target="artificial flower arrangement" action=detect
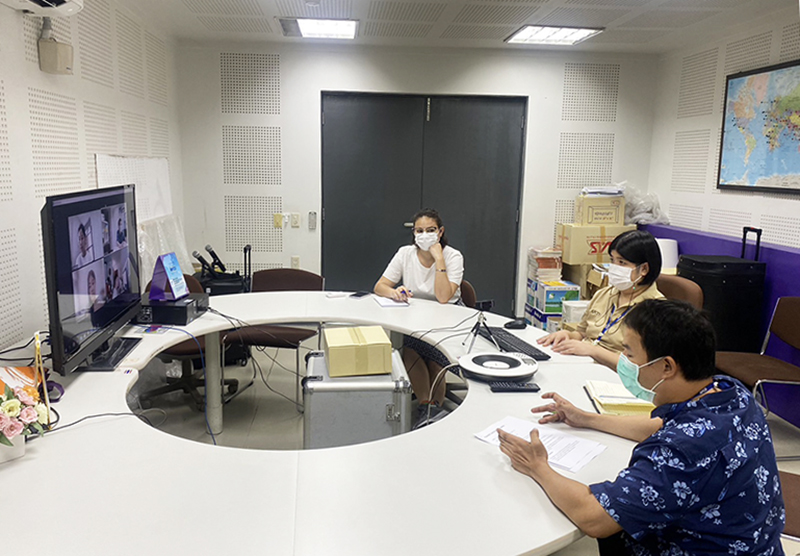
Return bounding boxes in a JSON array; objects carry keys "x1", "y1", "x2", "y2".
[{"x1": 0, "y1": 385, "x2": 48, "y2": 446}]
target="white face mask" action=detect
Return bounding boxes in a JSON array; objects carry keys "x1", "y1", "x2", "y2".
[
  {"x1": 414, "y1": 232, "x2": 439, "y2": 251},
  {"x1": 607, "y1": 263, "x2": 640, "y2": 291}
]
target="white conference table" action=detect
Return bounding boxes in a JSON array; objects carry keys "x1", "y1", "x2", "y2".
[{"x1": 2, "y1": 292, "x2": 635, "y2": 556}]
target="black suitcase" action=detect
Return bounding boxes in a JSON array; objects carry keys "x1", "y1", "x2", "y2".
[{"x1": 677, "y1": 228, "x2": 765, "y2": 353}]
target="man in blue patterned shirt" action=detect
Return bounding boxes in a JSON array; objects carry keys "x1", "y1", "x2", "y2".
[{"x1": 498, "y1": 299, "x2": 785, "y2": 555}]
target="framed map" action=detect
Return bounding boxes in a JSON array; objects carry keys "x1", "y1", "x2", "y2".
[{"x1": 718, "y1": 59, "x2": 800, "y2": 195}]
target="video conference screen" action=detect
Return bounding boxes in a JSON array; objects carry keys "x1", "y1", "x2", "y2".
[{"x1": 46, "y1": 187, "x2": 140, "y2": 355}]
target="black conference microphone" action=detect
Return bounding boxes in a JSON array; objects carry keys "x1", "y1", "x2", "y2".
[
  {"x1": 192, "y1": 250, "x2": 217, "y2": 277},
  {"x1": 205, "y1": 244, "x2": 227, "y2": 273}
]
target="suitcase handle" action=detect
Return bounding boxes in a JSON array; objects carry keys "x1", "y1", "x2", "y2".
[{"x1": 741, "y1": 227, "x2": 762, "y2": 261}]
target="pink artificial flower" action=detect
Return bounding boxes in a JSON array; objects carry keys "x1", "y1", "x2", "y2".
[
  {"x1": 0, "y1": 413, "x2": 9, "y2": 430},
  {"x1": 2, "y1": 418, "x2": 24, "y2": 439},
  {"x1": 19, "y1": 406, "x2": 37, "y2": 425},
  {"x1": 13, "y1": 387, "x2": 36, "y2": 406}
]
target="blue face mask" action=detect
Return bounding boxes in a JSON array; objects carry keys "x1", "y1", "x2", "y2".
[{"x1": 617, "y1": 354, "x2": 665, "y2": 403}]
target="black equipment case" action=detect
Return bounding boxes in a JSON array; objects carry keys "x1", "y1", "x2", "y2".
[{"x1": 677, "y1": 227, "x2": 766, "y2": 353}]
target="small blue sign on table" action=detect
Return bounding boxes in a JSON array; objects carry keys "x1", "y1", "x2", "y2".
[{"x1": 149, "y1": 252, "x2": 189, "y2": 301}]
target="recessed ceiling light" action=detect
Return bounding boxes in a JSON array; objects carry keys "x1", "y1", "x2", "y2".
[
  {"x1": 505, "y1": 25, "x2": 603, "y2": 46},
  {"x1": 294, "y1": 18, "x2": 358, "y2": 39}
]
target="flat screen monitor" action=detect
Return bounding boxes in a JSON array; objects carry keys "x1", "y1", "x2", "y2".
[{"x1": 41, "y1": 184, "x2": 142, "y2": 375}]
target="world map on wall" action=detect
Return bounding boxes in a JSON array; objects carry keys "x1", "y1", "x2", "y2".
[{"x1": 719, "y1": 63, "x2": 800, "y2": 191}]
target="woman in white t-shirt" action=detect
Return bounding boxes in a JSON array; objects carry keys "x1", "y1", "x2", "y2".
[{"x1": 374, "y1": 209, "x2": 464, "y2": 428}]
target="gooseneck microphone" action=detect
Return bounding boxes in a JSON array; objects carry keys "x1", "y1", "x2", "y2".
[
  {"x1": 205, "y1": 244, "x2": 227, "y2": 273},
  {"x1": 193, "y1": 250, "x2": 217, "y2": 277}
]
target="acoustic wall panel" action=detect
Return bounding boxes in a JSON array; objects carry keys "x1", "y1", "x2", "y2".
[
  {"x1": 220, "y1": 53, "x2": 280, "y2": 115},
  {"x1": 668, "y1": 204, "x2": 704, "y2": 230},
  {"x1": 145, "y1": 32, "x2": 169, "y2": 106},
  {"x1": 84, "y1": 101, "x2": 118, "y2": 186},
  {"x1": 779, "y1": 23, "x2": 800, "y2": 63},
  {"x1": 224, "y1": 195, "x2": 283, "y2": 252},
  {"x1": 556, "y1": 132, "x2": 614, "y2": 189},
  {"x1": 723, "y1": 31, "x2": 772, "y2": 76},
  {"x1": 0, "y1": 83, "x2": 10, "y2": 202},
  {"x1": 121, "y1": 111, "x2": 148, "y2": 156},
  {"x1": 149, "y1": 118, "x2": 170, "y2": 158},
  {"x1": 116, "y1": 11, "x2": 145, "y2": 99},
  {"x1": 77, "y1": 0, "x2": 114, "y2": 89},
  {"x1": 670, "y1": 130, "x2": 710, "y2": 193},
  {"x1": 222, "y1": 126, "x2": 281, "y2": 185},
  {"x1": 562, "y1": 63, "x2": 619, "y2": 122},
  {"x1": 708, "y1": 208, "x2": 752, "y2": 238},
  {"x1": 677, "y1": 48, "x2": 718, "y2": 119},
  {"x1": 760, "y1": 214, "x2": 800, "y2": 249},
  {"x1": 29, "y1": 88, "x2": 81, "y2": 198},
  {"x1": 0, "y1": 228, "x2": 23, "y2": 347},
  {"x1": 227, "y1": 261, "x2": 283, "y2": 274}
]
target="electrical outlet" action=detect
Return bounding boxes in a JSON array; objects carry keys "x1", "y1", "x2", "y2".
[
  {"x1": 308, "y1": 211, "x2": 317, "y2": 230},
  {"x1": 273, "y1": 213, "x2": 283, "y2": 228},
  {"x1": 291, "y1": 256, "x2": 300, "y2": 269},
  {"x1": 291, "y1": 213, "x2": 301, "y2": 228}
]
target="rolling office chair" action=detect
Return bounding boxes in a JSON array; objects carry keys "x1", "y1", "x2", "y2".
[
  {"x1": 655, "y1": 274, "x2": 704, "y2": 310},
  {"x1": 460, "y1": 280, "x2": 477, "y2": 309},
  {"x1": 225, "y1": 268, "x2": 324, "y2": 410},
  {"x1": 781, "y1": 471, "x2": 800, "y2": 540},
  {"x1": 138, "y1": 274, "x2": 239, "y2": 411}
]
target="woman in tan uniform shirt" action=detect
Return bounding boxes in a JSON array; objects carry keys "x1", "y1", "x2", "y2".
[{"x1": 537, "y1": 230, "x2": 664, "y2": 369}]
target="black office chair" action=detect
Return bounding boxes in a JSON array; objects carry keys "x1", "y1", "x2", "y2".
[
  {"x1": 225, "y1": 269, "x2": 324, "y2": 411},
  {"x1": 138, "y1": 274, "x2": 239, "y2": 411}
]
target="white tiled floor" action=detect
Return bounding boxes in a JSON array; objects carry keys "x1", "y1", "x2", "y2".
[{"x1": 127, "y1": 346, "x2": 800, "y2": 556}]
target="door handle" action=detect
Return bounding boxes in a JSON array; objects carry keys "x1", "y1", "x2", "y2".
[{"x1": 403, "y1": 222, "x2": 413, "y2": 228}]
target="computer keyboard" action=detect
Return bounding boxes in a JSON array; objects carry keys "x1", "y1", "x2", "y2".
[{"x1": 477, "y1": 327, "x2": 551, "y2": 361}]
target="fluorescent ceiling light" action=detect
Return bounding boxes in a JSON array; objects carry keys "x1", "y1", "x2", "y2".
[
  {"x1": 506, "y1": 25, "x2": 603, "y2": 46},
  {"x1": 295, "y1": 18, "x2": 358, "y2": 39}
]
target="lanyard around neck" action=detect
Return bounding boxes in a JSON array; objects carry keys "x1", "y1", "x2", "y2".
[{"x1": 592, "y1": 303, "x2": 633, "y2": 345}]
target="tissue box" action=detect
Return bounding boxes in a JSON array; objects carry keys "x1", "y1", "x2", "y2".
[
  {"x1": 534, "y1": 280, "x2": 580, "y2": 314},
  {"x1": 562, "y1": 300, "x2": 591, "y2": 323},
  {"x1": 323, "y1": 326, "x2": 392, "y2": 377},
  {"x1": 556, "y1": 223, "x2": 635, "y2": 264},
  {"x1": 574, "y1": 194, "x2": 625, "y2": 226}
]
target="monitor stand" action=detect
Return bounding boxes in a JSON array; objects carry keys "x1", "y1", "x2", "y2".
[{"x1": 76, "y1": 337, "x2": 141, "y2": 372}]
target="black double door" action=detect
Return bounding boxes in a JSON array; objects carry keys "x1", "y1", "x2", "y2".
[{"x1": 321, "y1": 93, "x2": 526, "y2": 317}]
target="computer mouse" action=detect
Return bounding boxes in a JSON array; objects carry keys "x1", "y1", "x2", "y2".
[{"x1": 504, "y1": 318, "x2": 527, "y2": 330}]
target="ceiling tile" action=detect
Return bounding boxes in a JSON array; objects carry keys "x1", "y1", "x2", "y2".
[
  {"x1": 619, "y1": 9, "x2": 720, "y2": 29},
  {"x1": 538, "y1": 7, "x2": 629, "y2": 27},
  {"x1": 367, "y1": 1, "x2": 447, "y2": 22},
  {"x1": 275, "y1": 0, "x2": 353, "y2": 19},
  {"x1": 197, "y1": 16, "x2": 274, "y2": 32},
  {"x1": 181, "y1": 0, "x2": 263, "y2": 16},
  {"x1": 453, "y1": 4, "x2": 540, "y2": 25},
  {"x1": 440, "y1": 24, "x2": 517, "y2": 39},
  {"x1": 363, "y1": 21, "x2": 433, "y2": 37}
]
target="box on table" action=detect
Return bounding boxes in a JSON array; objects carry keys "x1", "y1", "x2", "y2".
[
  {"x1": 303, "y1": 350, "x2": 412, "y2": 449},
  {"x1": 574, "y1": 194, "x2": 626, "y2": 226},
  {"x1": 534, "y1": 280, "x2": 580, "y2": 314},
  {"x1": 530, "y1": 307, "x2": 563, "y2": 332},
  {"x1": 556, "y1": 223, "x2": 636, "y2": 265},
  {"x1": 562, "y1": 299, "x2": 591, "y2": 324},
  {"x1": 322, "y1": 326, "x2": 392, "y2": 377}
]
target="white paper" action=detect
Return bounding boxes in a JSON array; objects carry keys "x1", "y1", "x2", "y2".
[
  {"x1": 476, "y1": 416, "x2": 606, "y2": 473},
  {"x1": 373, "y1": 295, "x2": 409, "y2": 308}
]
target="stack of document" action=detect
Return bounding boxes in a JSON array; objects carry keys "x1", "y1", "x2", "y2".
[{"x1": 584, "y1": 380, "x2": 655, "y2": 416}]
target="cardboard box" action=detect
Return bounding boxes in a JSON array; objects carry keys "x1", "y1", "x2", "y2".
[
  {"x1": 587, "y1": 267, "x2": 609, "y2": 298},
  {"x1": 562, "y1": 300, "x2": 591, "y2": 323},
  {"x1": 530, "y1": 307, "x2": 563, "y2": 332},
  {"x1": 575, "y1": 194, "x2": 625, "y2": 226},
  {"x1": 562, "y1": 263, "x2": 591, "y2": 300},
  {"x1": 534, "y1": 280, "x2": 580, "y2": 314},
  {"x1": 556, "y1": 223, "x2": 636, "y2": 265},
  {"x1": 323, "y1": 326, "x2": 392, "y2": 377}
]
